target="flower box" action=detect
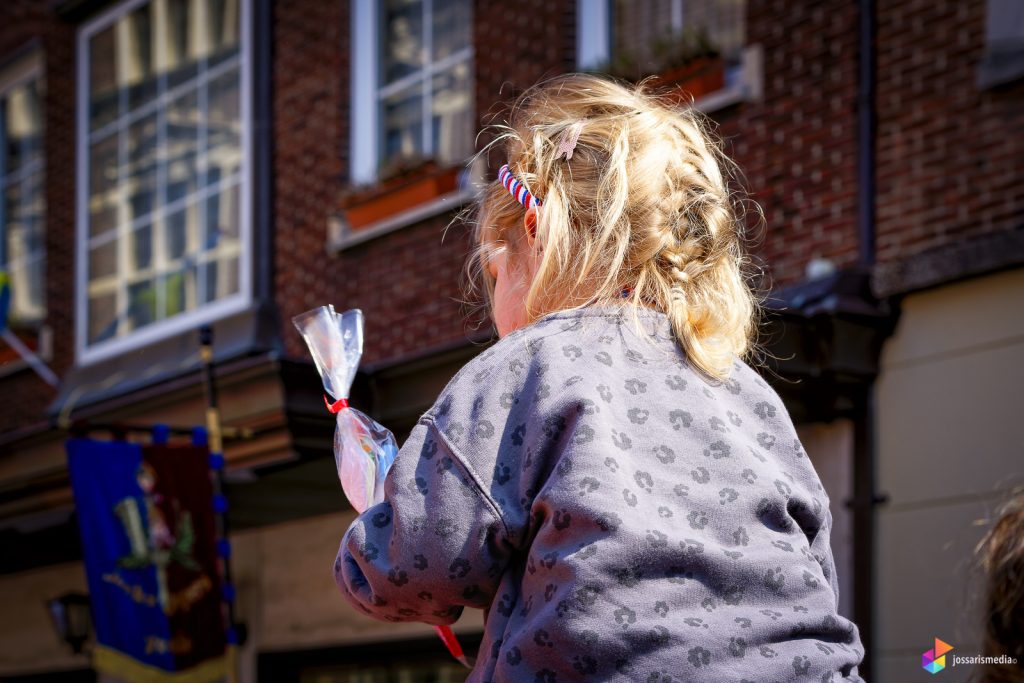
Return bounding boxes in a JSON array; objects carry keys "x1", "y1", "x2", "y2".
[
  {"x1": 340, "y1": 161, "x2": 461, "y2": 231},
  {"x1": 649, "y1": 56, "x2": 726, "y2": 107}
]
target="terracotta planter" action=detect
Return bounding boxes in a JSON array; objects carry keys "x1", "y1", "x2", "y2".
[
  {"x1": 342, "y1": 165, "x2": 460, "y2": 230},
  {"x1": 649, "y1": 56, "x2": 726, "y2": 106}
]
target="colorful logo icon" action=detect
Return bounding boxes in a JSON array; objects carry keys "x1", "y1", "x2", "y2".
[{"x1": 922, "y1": 638, "x2": 954, "y2": 674}]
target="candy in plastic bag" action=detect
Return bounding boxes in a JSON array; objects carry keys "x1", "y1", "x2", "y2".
[{"x1": 292, "y1": 305, "x2": 398, "y2": 513}]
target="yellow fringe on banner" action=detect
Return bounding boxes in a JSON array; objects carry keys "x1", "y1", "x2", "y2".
[{"x1": 93, "y1": 645, "x2": 229, "y2": 683}]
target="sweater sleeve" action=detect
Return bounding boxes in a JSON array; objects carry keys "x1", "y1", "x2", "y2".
[{"x1": 334, "y1": 416, "x2": 513, "y2": 625}]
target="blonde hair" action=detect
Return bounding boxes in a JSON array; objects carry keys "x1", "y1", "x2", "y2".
[{"x1": 459, "y1": 72, "x2": 767, "y2": 382}]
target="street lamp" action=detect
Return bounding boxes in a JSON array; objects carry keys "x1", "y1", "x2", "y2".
[{"x1": 46, "y1": 592, "x2": 92, "y2": 655}]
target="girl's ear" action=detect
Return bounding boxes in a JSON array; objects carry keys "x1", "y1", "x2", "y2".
[{"x1": 523, "y1": 205, "x2": 542, "y2": 251}]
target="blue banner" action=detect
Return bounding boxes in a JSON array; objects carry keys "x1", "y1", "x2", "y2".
[{"x1": 66, "y1": 437, "x2": 226, "y2": 682}]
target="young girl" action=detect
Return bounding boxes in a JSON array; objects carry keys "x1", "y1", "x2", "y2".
[{"x1": 333, "y1": 73, "x2": 866, "y2": 681}]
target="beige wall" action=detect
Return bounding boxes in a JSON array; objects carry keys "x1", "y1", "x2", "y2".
[
  {"x1": 798, "y1": 419, "x2": 855, "y2": 621},
  {"x1": 874, "y1": 266, "x2": 1024, "y2": 682},
  {"x1": 0, "y1": 562, "x2": 92, "y2": 675},
  {"x1": 0, "y1": 510, "x2": 484, "y2": 679}
]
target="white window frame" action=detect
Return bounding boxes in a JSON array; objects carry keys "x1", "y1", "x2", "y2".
[
  {"x1": 75, "y1": 0, "x2": 253, "y2": 365},
  {"x1": 576, "y1": 0, "x2": 763, "y2": 112},
  {"x1": 350, "y1": 0, "x2": 475, "y2": 185},
  {"x1": 0, "y1": 50, "x2": 46, "y2": 326}
]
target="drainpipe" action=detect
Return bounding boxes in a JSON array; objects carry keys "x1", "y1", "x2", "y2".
[{"x1": 853, "y1": 0, "x2": 881, "y2": 680}]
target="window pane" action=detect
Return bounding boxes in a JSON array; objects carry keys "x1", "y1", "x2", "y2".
[
  {"x1": 164, "y1": 203, "x2": 195, "y2": 261},
  {"x1": 6, "y1": 254, "x2": 45, "y2": 323},
  {"x1": 431, "y1": 62, "x2": 472, "y2": 164},
  {"x1": 90, "y1": 25, "x2": 119, "y2": 131},
  {"x1": 382, "y1": 0, "x2": 423, "y2": 82},
  {"x1": 88, "y1": 134, "x2": 120, "y2": 238},
  {"x1": 207, "y1": 0, "x2": 241, "y2": 68},
  {"x1": 200, "y1": 256, "x2": 238, "y2": 304},
  {"x1": 432, "y1": 0, "x2": 471, "y2": 61},
  {"x1": 88, "y1": 239, "x2": 118, "y2": 282},
  {"x1": 382, "y1": 85, "x2": 423, "y2": 161},
  {"x1": 3, "y1": 80, "x2": 43, "y2": 175},
  {"x1": 612, "y1": 0, "x2": 746, "y2": 68},
  {"x1": 4, "y1": 173, "x2": 45, "y2": 322},
  {"x1": 206, "y1": 67, "x2": 241, "y2": 183},
  {"x1": 127, "y1": 113, "x2": 159, "y2": 223},
  {"x1": 165, "y1": 0, "x2": 199, "y2": 89},
  {"x1": 120, "y1": 4, "x2": 158, "y2": 112},
  {"x1": 160, "y1": 264, "x2": 197, "y2": 318},
  {"x1": 200, "y1": 184, "x2": 240, "y2": 303},
  {"x1": 88, "y1": 292, "x2": 117, "y2": 343},
  {"x1": 166, "y1": 90, "x2": 199, "y2": 205},
  {"x1": 687, "y1": 0, "x2": 745, "y2": 62},
  {"x1": 130, "y1": 222, "x2": 153, "y2": 273},
  {"x1": 127, "y1": 278, "x2": 157, "y2": 331},
  {"x1": 203, "y1": 183, "x2": 239, "y2": 251}
]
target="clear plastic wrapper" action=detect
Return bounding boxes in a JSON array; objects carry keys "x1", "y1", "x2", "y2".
[
  {"x1": 293, "y1": 305, "x2": 470, "y2": 668},
  {"x1": 292, "y1": 305, "x2": 398, "y2": 513}
]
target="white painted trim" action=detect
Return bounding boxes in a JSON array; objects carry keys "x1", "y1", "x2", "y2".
[
  {"x1": 350, "y1": 0, "x2": 379, "y2": 184},
  {"x1": 75, "y1": 0, "x2": 254, "y2": 366},
  {"x1": 576, "y1": 0, "x2": 611, "y2": 70}
]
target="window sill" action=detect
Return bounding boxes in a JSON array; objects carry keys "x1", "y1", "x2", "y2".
[
  {"x1": 694, "y1": 44, "x2": 764, "y2": 113},
  {"x1": 49, "y1": 301, "x2": 279, "y2": 420},
  {"x1": 977, "y1": 46, "x2": 1024, "y2": 89},
  {"x1": 328, "y1": 185, "x2": 477, "y2": 253}
]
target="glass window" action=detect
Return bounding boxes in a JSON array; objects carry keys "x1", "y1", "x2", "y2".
[
  {"x1": 79, "y1": 0, "x2": 247, "y2": 357},
  {"x1": 378, "y1": 0, "x2": 473, "y2": 168},
  {"x1": 611, "y1": 0, "x2": 745, "y2": 74},
  {"x1": 1, "y1": 62, "x2": 46, "y2": 326}
]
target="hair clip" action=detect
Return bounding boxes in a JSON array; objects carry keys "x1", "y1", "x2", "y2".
[
  {"x1": 555, "y1": 120, "x2": 585, "y2": 161},
  {"x1": 498, "y1": 163, "x2": 542, "y2": 209}
]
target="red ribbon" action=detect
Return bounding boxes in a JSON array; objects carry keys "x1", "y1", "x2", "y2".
[
  {"x1": 434, "y1": 625, "x2": 472, "y2": 668},
  {"x1": 324, "y1": 395, "x2": 350, "y2": 413}
]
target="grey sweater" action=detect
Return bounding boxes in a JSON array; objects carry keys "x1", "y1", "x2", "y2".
[{"x1": 335, "y1": 304, "x2": 866, "y2": 682}]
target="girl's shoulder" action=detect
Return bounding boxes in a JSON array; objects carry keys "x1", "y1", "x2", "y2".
[{"x1": 426, "y1": 305, "x2": 679, "y2": 424}]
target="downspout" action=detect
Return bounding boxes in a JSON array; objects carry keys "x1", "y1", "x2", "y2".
[{"x1": 853, "y1": 0, "x2": 880, "y2": 680}]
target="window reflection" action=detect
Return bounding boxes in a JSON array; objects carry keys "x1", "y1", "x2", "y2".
[
  {"x1": 431, "y1": 62, "x2": 472, "y2": 165},
  {"x1": 1, "y1": 63, "x2": 46, "y2": 325},
  {"x1": 383, "y1": 86, "x2": 423, "y2": 160},
  {"x1": 383, "y1": 0, "x2": 424, "y2": 82},
  {"x1": 378, "y1": 0, "x2": 472, "y2": 169},
  {"x1": 612, "y1": 0, "x2": 746, "y2": 71},
  {"x1": 432, "y1": 0, "x2": 471, "y2": 61},
  {"x1": 83, "y1": 0, "x2": 245, "y2": 348}
]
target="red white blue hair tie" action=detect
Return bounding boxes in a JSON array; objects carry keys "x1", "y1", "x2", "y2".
[{"x1": 498, "y1": 164, "x2": 542, "y2": 210}]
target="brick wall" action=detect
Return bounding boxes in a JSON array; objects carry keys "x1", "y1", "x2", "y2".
[
  {"x1": 0, "y1": 2, "x2": 74, "y2": 435},
  {"x1": 720, "y1": 0, "x2": 862, "y2": 290},
  {"x1": 874, "y1": 0, "x2": 1023, "y2": 263}
]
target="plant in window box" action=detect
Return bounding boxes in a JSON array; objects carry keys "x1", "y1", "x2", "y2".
[
  {"x1": 589, "y1": 26, "x2": 725, "y2": 106},
  {"x1": 339, "y1": 152, "x2": 462, "y2": 231}
]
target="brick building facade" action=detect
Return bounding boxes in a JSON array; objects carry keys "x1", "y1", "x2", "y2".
[{"x1": 0, "y1": 0, "x2": 1020, "y2": 681}]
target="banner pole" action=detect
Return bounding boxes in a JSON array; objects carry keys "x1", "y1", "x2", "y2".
[{"x1": 199, "y1": 325, "x2": 240, "y2": 683}]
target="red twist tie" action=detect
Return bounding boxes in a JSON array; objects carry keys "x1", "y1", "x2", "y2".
[{"x1": 324, "y1": 395, "x2": 350, "y2": 413}]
